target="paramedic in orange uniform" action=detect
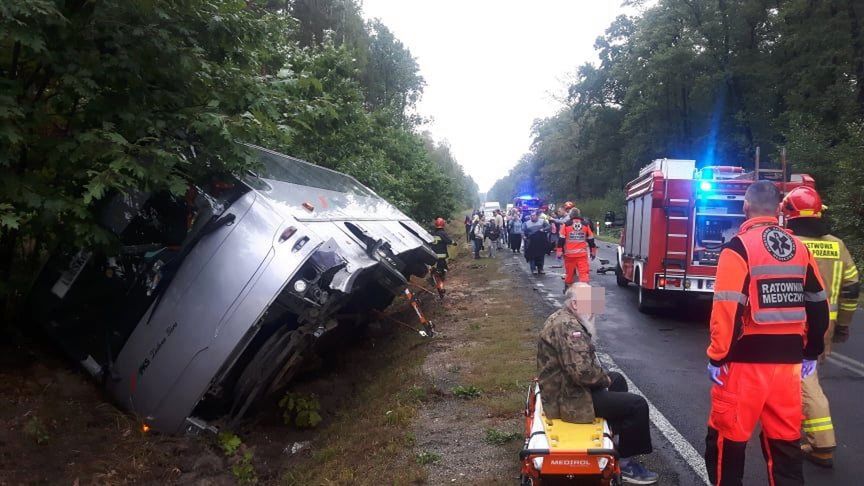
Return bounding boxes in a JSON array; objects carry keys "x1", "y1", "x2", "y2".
[
  {"x1": 704, "y1": 181, "x2": 829, "y2": 486},
  {"x1": 557, "y1": 208, "x2": 597, "y2": 293}
]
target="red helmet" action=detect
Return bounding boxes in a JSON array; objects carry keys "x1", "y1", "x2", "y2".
[
  {"x1": 434, "y1": 217, "x2": 446, "y2": 228},
  {"x1": 782, "y1": 186, "x2": 825, "y2": 220},
  {"x1": 563, "y1": 201, "x2": 575, "y2": 210}
]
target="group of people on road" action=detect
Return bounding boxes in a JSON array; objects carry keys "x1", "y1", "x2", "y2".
[
  {"x1": 464, "y1": 209, "x2": 505, "y2": 259},
  {"x1": 464, "y1": 202, "x2": 599, "y2": 294},
  {"x1": 532, "y1": 183, "x2": 859, "y2": 486}
]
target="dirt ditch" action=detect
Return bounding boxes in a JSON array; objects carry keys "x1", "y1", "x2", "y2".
[{"x1": 0, "y1": 231, "x2": 548, "y2": 485}]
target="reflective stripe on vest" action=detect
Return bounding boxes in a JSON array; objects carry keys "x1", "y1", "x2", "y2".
[
  {"x1": 753, "y1": 309, "x2": 807, "y2": 324},
  {"x1": 750, "y1": 264, "x2": 807, "y2": 276},
  {"x1": 714, "y1": 290, "x2": 748, "y2": 305},
  {"x1": 560, "y1": 221, "x2": 590, "y2": 256},
  {"x1": 739, "y1": 225, "x2": 809, "y2": 327}
]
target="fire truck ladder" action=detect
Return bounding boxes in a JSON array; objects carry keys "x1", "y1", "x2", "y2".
[{"x1": 661, "y1": 181, "x2": 692, "y2": 290}]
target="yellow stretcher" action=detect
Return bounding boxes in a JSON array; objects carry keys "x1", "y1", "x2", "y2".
[{"x1": 520, "y1": 382, "x2": 621, "y2": 485}]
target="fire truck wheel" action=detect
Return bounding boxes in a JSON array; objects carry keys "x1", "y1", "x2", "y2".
[
  {"x1": 614, "y1": 264, "x2": 628, "y2": 287},
  {"x1": 635, "y1": 269, "x2": 657, "y2": 313}
]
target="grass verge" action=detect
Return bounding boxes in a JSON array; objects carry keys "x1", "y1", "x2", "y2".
[
  {"x1": 451, "y1": 252, "x2": 538, "y2": 417},
  {"x1": 280, "y1": 326, "x2": 432, "y2": 485}
]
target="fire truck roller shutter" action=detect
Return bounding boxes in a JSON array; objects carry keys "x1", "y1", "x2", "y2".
[{"x1": 625, "y1": 198, "x2": 636, "y2": 256}]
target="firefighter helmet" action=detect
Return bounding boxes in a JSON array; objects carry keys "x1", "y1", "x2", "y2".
[
  {"x1": 782, "y1": 186, "x2": 825, "y2": 220},
  {"x1": 434, "y1": 217, "x2": 446, "y2": 228}
]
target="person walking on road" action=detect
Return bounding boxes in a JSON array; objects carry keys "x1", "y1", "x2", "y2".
[
  {"x1": 493, "y1": 209, "x2": 506, "y2": 249},
  {"x1": 485, "y1": 216, "x2": 499, "y2": 258},
  {"x1": 470, "y1": 215, "x2": 485, "y2": 259},
  {"x1": 522, "y1": 211, "x2": 549, "y2": 275},
  {"x1": 704, "y1": 181, "x2": 829, "y2": 486},
  {"x1": 430, "y1": 217, "x2": 456, "y2": 277},
  {"x1": 538, "y1": 283, "x2": 659, "y2": 484},
  {"x1": 781, "y1": 186, "x2": 860, "y2": 468},
  {"x1": 464, "y1": 214, "x2": 472, "y2": 243},
  {"x1": 508, "y1": 210, "x2": 523, "y2": 253},
  {"x1": 557, "y1": 208, "x2": 597, "y2": 292}
]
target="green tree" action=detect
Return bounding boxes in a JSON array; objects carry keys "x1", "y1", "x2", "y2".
[
  {"x1": 0, "y1": 0, "x2": 472, "y2": 313},
  {"x1": 490, "y1": 0, "x2": 864, "y2": 263}
]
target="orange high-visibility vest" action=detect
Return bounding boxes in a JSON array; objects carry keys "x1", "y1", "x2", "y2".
[
  {"x1": 559, "y1": 219, "x2": 595, "y2": 257},
  {"x1": 737, "y1": 223, "x2": 812, "y2": 334}
]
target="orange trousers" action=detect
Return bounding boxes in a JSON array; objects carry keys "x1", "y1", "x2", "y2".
[
  {"x1": 705, "y1": 362, "x2": 803, "y2": 486},
  {"x1": 563, "y1": 256, "x2": 590, "y2": 284}
]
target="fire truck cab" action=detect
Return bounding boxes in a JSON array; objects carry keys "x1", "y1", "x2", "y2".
[{"x1": 615, "y1": 158, "x2": 815, "y2": 312}]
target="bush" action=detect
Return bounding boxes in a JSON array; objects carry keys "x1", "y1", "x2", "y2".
[
  {"x1": 573, "y1": 189, "x2": 625, "y2": 227},
  {"x1": 217, "y1": 431, "x2": 258, "y2": 484},
  {"x1": 483, "y1": 428, "x2": 522, "y2": 446},
  {"x1": 451, "y1": 385, "x2": 482, "y2": 399},
  {"x1": 415, "y1": 451, "x2": 442, "y2": 465},
  {"x1": 279, "y1": 392, "x2": 323, "y2": 429},
  {"x1": 23, "y1": 416, "x2": 49, "y2": 444}
]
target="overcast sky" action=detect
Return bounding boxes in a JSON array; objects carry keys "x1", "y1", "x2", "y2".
[{"x1": 361, "y1": 1, "x2": 635, "y2": 192}]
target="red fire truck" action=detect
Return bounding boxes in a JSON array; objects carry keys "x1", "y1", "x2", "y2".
[{"x1": 615, "y1": 158, "x2": 815, "y2": 312}]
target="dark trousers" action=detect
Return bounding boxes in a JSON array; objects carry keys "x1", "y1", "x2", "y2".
[
  {"x1": 472, "y1": 238, "x2": 482, "y2": 258},
  {"x1": 704, "y1": 362, "x2": 804, "y2": 486},
  {"x1": 705, "y1": 428, "x2": 802, "y2": 486},
  {"x1": 528, "y1": 256, "x2": 544, "y2": 273},
  {"x1": 509, "y1": 234, "x2": 522, "y2": 252},
  {"x1": 591, "y1": 371, "x2": 653, "y2": 459}
]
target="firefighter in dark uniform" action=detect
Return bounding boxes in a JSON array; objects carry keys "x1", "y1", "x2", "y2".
[
  {"x1": 430, "y1": 217, "x2": 455, "y2": 276},
  {"x1": 705, "y1": 181, "x2": 829, "y2": 486},
  {"x1": 781, "y1": 186, "x2": 860, "y2": 467}
]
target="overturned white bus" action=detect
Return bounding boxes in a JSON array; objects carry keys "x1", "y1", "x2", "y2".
[{"x1": 29, "y1": 144, "x2": 438, "y2": 433}]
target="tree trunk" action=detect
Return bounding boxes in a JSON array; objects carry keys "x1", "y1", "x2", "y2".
[
  {"x1": 0, "y1": 229, "x2": 20, "y2": 324},
  {"x1": 848, "y1": 0, "x2": 864, "y2": 115}
]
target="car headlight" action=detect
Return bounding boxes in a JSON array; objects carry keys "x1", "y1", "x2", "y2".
[{"x1": 598, "y1": 457, "x2": 609, "y2": 470}]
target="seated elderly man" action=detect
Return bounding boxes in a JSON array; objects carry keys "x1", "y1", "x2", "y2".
[{"x1": 537, "y1": 283, "x2": 658, "y2": 485}]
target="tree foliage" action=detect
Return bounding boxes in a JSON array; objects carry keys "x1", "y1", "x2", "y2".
[
  {"x1": 0, "y1": 0, "x2": 475, "y2": 305},
  {"x1": 490, "y1": 0, "x2": 864, "y2": 262}
]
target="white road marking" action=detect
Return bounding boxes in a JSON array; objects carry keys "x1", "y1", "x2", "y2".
[
  {"x1": 597, "y1": 352, "x2": 711, "y2": 485},
  {"x1": 827, "y1": 352, "x2": 864, "y2": 377}
]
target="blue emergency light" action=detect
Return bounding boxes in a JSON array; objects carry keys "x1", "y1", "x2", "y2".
[{"x1": 699, "y1": 181, "x2": 713, "y2": 192}]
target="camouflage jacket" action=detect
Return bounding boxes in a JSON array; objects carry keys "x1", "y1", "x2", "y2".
[{"x1": 537, "y1": 308, "x2": 610, "y2": 423}]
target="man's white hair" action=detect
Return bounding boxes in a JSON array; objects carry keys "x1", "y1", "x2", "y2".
[
  {"x1": 564, "y1": 282, "x2": 591, "y2": 308},
  {"x1": 564, "y1": 282, "x2": 597, "y2": 338}
]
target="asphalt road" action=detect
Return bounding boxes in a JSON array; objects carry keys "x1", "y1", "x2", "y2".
[{"x1": 501, "y1": 241, "x2": 864, "y2": 485}]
